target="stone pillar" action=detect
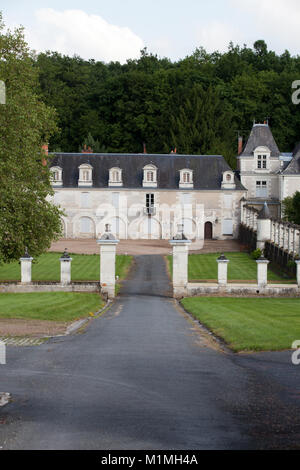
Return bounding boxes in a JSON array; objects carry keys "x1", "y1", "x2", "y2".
[
  {"x1": 217, "y1": 254, "x2": 229, "y2": 287},
  {"x1": 60, "y1": 249, "x2": 72, "y2": 285},
  {"x1": 295, "y1": 260, "x2": 300, "y2": 287},
  {"x1": 169, "y1": 224, "x2": 191, "y2": 298},
  {"x1": 256, "y1": 256, "x2": 269, "y2": 288},
  {"x1": 97, "y1": 224, "x2": 119, "y2": 299},
  {"x1": 256, "y1": 202, "x2": 271, "y2": 251},
  {"x1": 20, "y1": 247, "x2": 33, "y2": 284}
]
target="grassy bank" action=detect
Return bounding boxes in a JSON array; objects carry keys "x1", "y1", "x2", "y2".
[
  {"x1": 181, "y1": 297, "x2": 300, "y2": 352},
  {"x1": 0, "y1": 292, "x2": 104, "y2": 322},
  {"x1": 0, "y1": 253, "x2": 133, "y2": 282},
  {"x1": 167, "y1": 252, "x2": 293, "y2": 282}
]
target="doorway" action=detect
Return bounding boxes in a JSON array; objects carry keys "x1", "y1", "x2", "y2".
[{"x1": 204, "y1": 222, "x2": 213, "y2": 240}]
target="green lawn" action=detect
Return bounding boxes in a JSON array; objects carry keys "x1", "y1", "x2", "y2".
[
  {"x1": 181, "y1": 297, "x2": 300, "y2": 352},
  {"x1": 0, "y1": 253, "x2": 132, "y2": 282},
  {"x1": 0, "y1": 292, "x2": 104, "y2": 322},
  {"x1": 167, "y1": 252, "x2": 293, "y2": 282}
]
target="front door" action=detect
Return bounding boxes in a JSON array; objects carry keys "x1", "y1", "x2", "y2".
[{"x1": 204, "y1": 222, "x2": 213, "y2": 240}]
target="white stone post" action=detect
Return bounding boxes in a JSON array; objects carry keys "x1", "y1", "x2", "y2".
[
  {"x1": 60, "y1": 249, "x2": 72, "y2": 285},
  {"x1": 295, "y1": 260, "x2": 300, "y2": 287},
  {"x1": 97, "y1": 224, "x2": 119, "y2": 299},
  {"x1": 169, "y1": 224, "x2": 191, "y2": 298},
  {"x1": 217, "y1": 254, "x2": 229, "y2": 287},
  {"x1": 256, "y1": 202, "x2": 271, "y2": 252},
  {"x1": 20, "y1": 248, "x2": 33, "y2": 284},
  {"x1": 256, "y1": 256, "x2": 269, "y2": 288}
]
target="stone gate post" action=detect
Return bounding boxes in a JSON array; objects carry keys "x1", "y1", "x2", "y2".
[
  {"x1": 256, "y1": 255, "x2": 269, "y2": 288},
  {"x1": 169, "y1": 224, "x2": 191, "y2": 298},
  {"x1": 20, "y1": 247, "x2": 33, "y2": 284},
  {"x1": 97, "y1": 224, "x2": 119, "y2": 299},
  {"x1": 295, "y1": 260, "x2": 300, "y2": 287},
  {"x1": 60, "y1": 249, "x2": 72, "y2": 285},
  {"x1": 217, "y1": 254, "x2": 229, "y2": 287}
]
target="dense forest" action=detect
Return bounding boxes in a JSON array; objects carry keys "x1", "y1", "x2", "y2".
[{"x1": 35, "y1": 40, "x2": 300, "y2": 168}]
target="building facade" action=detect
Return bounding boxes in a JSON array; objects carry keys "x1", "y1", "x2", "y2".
[
  {"x1": 237, "y1": 123, "x2": 300, "y2": 218},
  {"x1": 49, "y1": 152, "x2": 246, "y2": 242},
  {"x1": 49, "y1": 122, "x2": 300, "y2": 240}
]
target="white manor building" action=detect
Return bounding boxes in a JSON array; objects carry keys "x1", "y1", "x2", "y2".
[{"x1": 48, "y1": 122, "x2": 300, "y2": 242}]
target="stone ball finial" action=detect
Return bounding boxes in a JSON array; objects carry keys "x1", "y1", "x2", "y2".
[
  {"x1": 173, "y1": 223, "x2": 187, "y2": 240},
  {"x1": 217, "y1": 253, "x2": 228, "y2": 261},
  {"x1": 62, "y1": 248, "x2": 70, "y2": 259},
  {"x1": 23, "y1": 246, "x2": 31, "y2": 258}
]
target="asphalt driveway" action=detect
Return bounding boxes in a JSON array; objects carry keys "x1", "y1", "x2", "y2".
[{"x1": 0, "y1": 255, "x2": 299, "y2": 449}]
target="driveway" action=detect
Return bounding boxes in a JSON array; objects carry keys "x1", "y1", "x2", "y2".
[{"x1": 0, "y1": 255, "x2": 299, "y2": 449}]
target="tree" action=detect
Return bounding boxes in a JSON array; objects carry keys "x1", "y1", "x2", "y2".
[
  {"x1": 0, "y1": 14, "x2": 63, "y2": 263},
  {"x1": 168, "y1": 83, "x2": 235, "y2": 164},
  {"x1": 282, "y1": 192, "x2": 300, "y2": 225},
  {"x1": 79, "y1": 132, "x2": 107, "y2": 153}
]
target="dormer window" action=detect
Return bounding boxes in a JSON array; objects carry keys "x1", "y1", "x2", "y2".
[
  {"x1": 257, "y1": 154, "x2": 267, "y2": 169},
  {"x1": 221, "y1": 171, "x2": 236, "y2": 189},
  {"x1": 78, "y1": 164, "x2": 93, "y2": 187},
  {"x1": 179, "y1": 169, "x2": 193, "y2": 189},
  {"x1": 254, "y1": 146, "x2": 270, "y2": 171},
  {"x1": 50, "y1": 166, "x2": 63, "y2": 187},
  {"x1": 143, "y1": 164, "x2": 157, "y2": 188},
  {"x1": 109, "y1": 167, "x2": 123, "y2": 187}
]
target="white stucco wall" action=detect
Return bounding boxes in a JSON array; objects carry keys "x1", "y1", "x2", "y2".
[{"x1": 48, "y1": 188, "x2": 245, "y2": 240}]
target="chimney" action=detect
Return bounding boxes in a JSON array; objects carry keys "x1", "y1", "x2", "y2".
[
  {"x1": 238, "y1": 136, "x2": 243, "y2": 156},
  {"x1": 42, "y1": 143, "x2": 48, "y2": 166},
  {"x1": 143, "y1": 143, "x2": 147, "y2": 154},
  {"x1": 82, "y1": 145, "x2": 93, "y2": 153}
]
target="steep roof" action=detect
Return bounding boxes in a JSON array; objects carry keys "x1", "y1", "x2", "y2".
[
  {"x1": 240, "y1": 124, "x2": 280, "y2": 158},
  {"x1": 282, "y1": 143, "x2": 300, "y2": 175},
  {"x1": 49, "y1": 152, "x2": 245, "y2": 191}
]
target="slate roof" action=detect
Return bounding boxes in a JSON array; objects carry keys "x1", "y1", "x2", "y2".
[
  {"x1": 49, "y1": 153, "x2": 245, "y2": 191},
  {"x1": 282, "y1": 143, "x2": 300, "y2": 175},
  {"x1": 239, "y1": 124, "x2": 280, "y2": 158}
]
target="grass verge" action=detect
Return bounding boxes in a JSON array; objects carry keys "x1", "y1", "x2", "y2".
[
  {"x1": 181, "y1": 296, "x2": 300, "y2": 352},
  {"x1": 0, "y1": 253, "x2": 133, "y2": 282},
  {"x1": 0, "y1": 292, "x2": 105, "y2": 322},
  {"x1": 167, "y1": 252, "x2": 294, "y2": 282}
]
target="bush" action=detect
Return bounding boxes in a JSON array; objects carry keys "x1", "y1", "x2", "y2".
[{"x1": 251, "y1": 248, "x2": 262, "y2": 260}]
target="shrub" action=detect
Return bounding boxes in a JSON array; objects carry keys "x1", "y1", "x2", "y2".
[{"x1": 251, "y1": 248, "x2": 262, "y2": 260}]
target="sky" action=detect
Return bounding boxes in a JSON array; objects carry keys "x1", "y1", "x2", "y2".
[{"x1": 2, "y1": 0, "x2": 300, "y2": 63}]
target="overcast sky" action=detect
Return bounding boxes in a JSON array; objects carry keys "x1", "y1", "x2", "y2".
[{"x1": 3, "y1": 0, "x2": 300, "y2": 63}]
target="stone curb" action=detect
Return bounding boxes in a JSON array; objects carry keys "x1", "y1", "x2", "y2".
[{"x1": 60, "y1": 299, "x2": 112, "y2": 336}]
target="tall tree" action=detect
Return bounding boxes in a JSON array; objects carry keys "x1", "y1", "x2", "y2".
[{"x1": 0, "y1": 14, "x2": 63, "y2": 262}]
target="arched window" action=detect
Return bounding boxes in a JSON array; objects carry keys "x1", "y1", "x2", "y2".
[
  {"x1": 109, "y1": 167, "x2": 123, "y2": 187},
  {"x1": 179, "y1": 169, "x2": 193, "y2": 188},
  {"x1": 143, "y1": 164, "x2": 157, "y2": 188},
  {"x1": 50, "y1": 166, "x2": 63, "y2": 186},
  {"x1": 78, "y1": 164, "x2": 93, "y2": 187}
]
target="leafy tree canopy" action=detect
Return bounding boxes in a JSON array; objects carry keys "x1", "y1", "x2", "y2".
[
  {"x1": 34, "y1": 39, "x2": 300, "y2": 165},
  {"x1": 282, "y1": 192, "x2": 300, "y2": 225},
  {"x1": 0, "y1": 13, "x2": 63, "y2": 262}
]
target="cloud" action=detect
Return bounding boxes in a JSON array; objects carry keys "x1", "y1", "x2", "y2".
[
  {"x1": 194, "y1": 20, "x2": 242, "y2": 53},
  {"x1": 230, "y1": 0, "x2": 300, "y2": 54},
  {"x1": 24, "y1": 8, "x2": 145, "y2": 63}
]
